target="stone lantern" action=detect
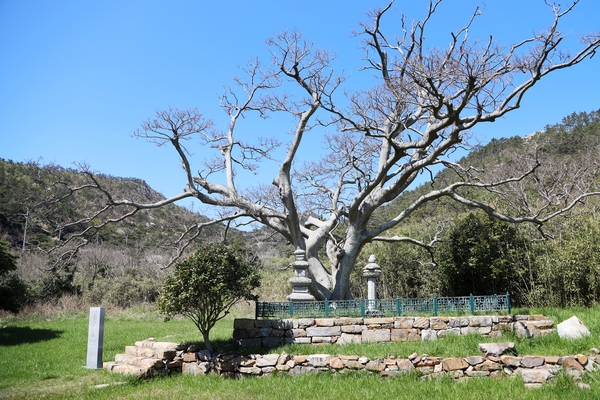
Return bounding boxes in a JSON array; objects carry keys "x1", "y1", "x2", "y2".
[
  {"x1": 363, "y1": 255, "x2": 381, "y2": 310},
  {"x1": 287, "y1": 249, "x2": 315, "y2": 301}
]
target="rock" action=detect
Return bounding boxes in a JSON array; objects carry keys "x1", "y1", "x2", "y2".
[
  {"x1": 337, "y1": 333, "x2": 362, "y2": 345},
  {"x1": 421, "y1": 329, "x2": 437, "y2": 341},
  {"x1": 430, "y1": 318, "x2": 448, "y2": 330},
  {"x1": 395, "y1": 317, "x2": 414, "y2": 329},
  {"x1": 500, "y1": 355, "x2": 521, "y2": 367},
  {"x1": 307, "y1": 354, "x2": 331, "y2": 368},
  {"x1": 576, "y1": 354, "x2": 588, "y2": 366},
  {"x1": 291, "y1": 328, "x2": 307, "y2": 337},
  {"x1": 256, "y1": 353, "x2": 280, "y2": 367},
  {"x1": 513, "y1": 321, "x2": 533, "y2": 338},
  {"x1": 519, "y1": 367, "x2": 554, "y2": 383},
  {"x1": 465, "y1": 370, "x2": 490, "y2": 378},
  {"x1": 442, "y1": 358, "x2": 469, "y2": 371},
  {"x1": 365, "y1": 360, "x2": 386, "y2": 372},
  {"x1": 478, "y1": 342, "x2": 514, "y2": 357},
  {"x1": 345, "y1": 360, "x2": 365, "y2": 369},
  {"x1": 341, "y1": 325, "x2": 365, "y2": 334},
  {"x1": 544, "y1": 356, "x2": 560, "y2": 365},
  {"x1": 182, "y1": 362, "x2": 206, "y2": 376},
  {"x1": 298, "y1": 318, "x2": 315, "y2": 327},
  {"x1": 306, "y1": 326, "x2": 341, "y2": 337},
  {"x1": 397, "y1": 359, "x2": 415, "y2": 373},
  {"x1": 261, "y1": 337, "x2": 282, "y2": 347},
  {"x1": 437, "y1": 328, "x2": 461, "y2": 338},
  {"x1": 276, "y1": 364, "x2": 291, "y2": 372},
  {"x1": 413, "y1": 317, "x2": 430, "y2": 329},
  {"x1": 315, "y1": 318, "x2": 335, "y2": 327},
  {"x1": 311, "y1": 336, "x2": 333, "y2": 344},
  {"x1": 469, "y1": 316, "x2": 493, "y2": 327},
  {"x1": 277, "y1": 352, "x2": 291, "y2": 365},
  {"x1": 520, "y1": 356, "x2": 545, "y2": 368},
  {"x1": 292, "y1": 337, "x2": 311, "y2": 344},
  {"x1": 329, "y1": 357, "x2": 344, "y2": 369},
  {"x1": 182, "y1": 353, "x2": 198, "y2": 363},
  {"x1": 238, "y1": 366, "x2": 262, "y2": 375},
  {"x1": 262, "y1": 367, "x2": 276, "y2": 374},
  {"x1": 362, "y1": 329, "x2": 390, "y2": 343},
  {"x1": 294, "y1": 355, "x2": 309, "y2": 364},
  {"x1": 476, "y1": 360, "x2": 501, "y2": 371},
  {"x1": 233, "y1": 319, "x2": 255, "y2": 329},
  {"x1": 464, "y1": 356, "x2": 484, "y2": 366},
  {"x1": 448, "y1": 317, "x2": 470, "y2": 328},
  {"x1": 364, "y1": 317, "x2": 394, "y2": 325},
  {"x1": 391, "y1": 328, "x2": 420, "y2": 342},
  {"x1": 557, "y1": 316, "x2": 590, "y2": 339},
  {"x1": 335, "y1": 317, "x2": 363, "y2": 326},
  {"x1": 562, "y1": 357, "x2": 584, "y2": 371},
  {"x1": 108, "y1": 363, "x2": 148, "y2": 377}
]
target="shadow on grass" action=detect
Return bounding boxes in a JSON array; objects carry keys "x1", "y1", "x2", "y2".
[{"x1": 0, "y1": 326, "x2": 63, "y2": 346}]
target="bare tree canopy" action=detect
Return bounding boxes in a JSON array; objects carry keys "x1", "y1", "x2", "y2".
[{"x1": 52, "y1": 0, "x2": 600, "y2": 300}]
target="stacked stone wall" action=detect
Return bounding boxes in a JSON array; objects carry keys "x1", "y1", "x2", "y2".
[
  {"x1": 232, "y1": 315, "x2": 553, "y2": 347},
  {"x1": 104, "y1": 338, "x2": 599, "y2": 388}
]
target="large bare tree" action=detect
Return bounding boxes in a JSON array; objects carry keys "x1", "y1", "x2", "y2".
[{"x1": 55, "y1": 1, "x2": 600, "y2": 300}]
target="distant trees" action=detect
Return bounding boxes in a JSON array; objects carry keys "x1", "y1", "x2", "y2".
[
  {"x1": 438, "y1": 213, "x2": 530, "y2": 301},
  {"x1": 157, "y1": 242, "x2": 261, "y2": 352},
  {"x1": 0, "y1": 241, "x2": 26, "y2": 313}
]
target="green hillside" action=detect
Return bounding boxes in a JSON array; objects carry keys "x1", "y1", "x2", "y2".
[{"x1": 360, "y1": 109, "x2": 600, "y2": 307}]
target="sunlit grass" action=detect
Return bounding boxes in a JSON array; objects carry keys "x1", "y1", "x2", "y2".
[{"x1": 1, "y1": 305, "x2": 600, "y2": 399}]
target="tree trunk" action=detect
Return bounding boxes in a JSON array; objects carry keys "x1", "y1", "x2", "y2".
[{"x1": 201, "y1": 330, "x2": 212, "y2": 353}]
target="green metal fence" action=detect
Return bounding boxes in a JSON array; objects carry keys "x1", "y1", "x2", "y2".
[{"x1": 255, "y1": 293, "x2": 511, "y2": 319}]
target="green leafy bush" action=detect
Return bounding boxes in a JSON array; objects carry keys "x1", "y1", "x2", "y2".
[
  {"x1": 157, "y1": 242, "x2": 261, "y2": 352},
  {"x1": 0, "y1": 241, "x2": 27, "y2": 313}
]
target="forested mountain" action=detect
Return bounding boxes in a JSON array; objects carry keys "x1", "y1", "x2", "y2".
[
  {"x1": 2, "y1": 109, "x2": 600, "y2": 311},
  {"x1": 0, "y1": 161, "x2": 226, "y2": 249},
  {"x1": 0, "y1": 161, "x2": 235, "y2": 309}
]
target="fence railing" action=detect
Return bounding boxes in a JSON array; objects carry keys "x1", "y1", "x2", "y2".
[{"x1": 255, "y1": 293, "x2": 511, "y2": 319}]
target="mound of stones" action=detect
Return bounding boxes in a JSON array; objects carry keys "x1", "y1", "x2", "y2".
[{"x1": 104, "y1": 338, "x2": 599, "y2": 388}]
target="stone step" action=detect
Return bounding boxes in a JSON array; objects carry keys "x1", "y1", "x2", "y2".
[
  {"x1": 125, "y1": 345, "x2": 177, "y2": 360},
  {"x1": 104, "y1": 362, "x2": 150, "y2": 378},
  {"x1": 114, "y1": 353, "x2": 165, "y2": 369}
]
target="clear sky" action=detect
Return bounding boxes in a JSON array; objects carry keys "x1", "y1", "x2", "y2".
[{"x1": 1, "y1": 0, "x2": 599, "y2": 214}]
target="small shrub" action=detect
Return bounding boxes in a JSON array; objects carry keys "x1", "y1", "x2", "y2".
[{"x1": 157, "y1": 242, "x2": 261, "y2": 352}]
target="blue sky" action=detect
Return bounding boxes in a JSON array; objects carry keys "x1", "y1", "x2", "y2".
[{"x1": 1, "y1": 0, "x2": 599, "y2": 213}]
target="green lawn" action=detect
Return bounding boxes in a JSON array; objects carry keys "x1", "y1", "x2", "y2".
[{"x1": 1, "y1": 305, "x2": 599, "y2": 399}]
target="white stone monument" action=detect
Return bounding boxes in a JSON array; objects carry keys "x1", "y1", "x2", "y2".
[
  {"x1": 85, "y1": 307, "x2": 105, "y2": 369},
  {"x1": 363, "y1": 255, "x2": 381, "y2": 311}
]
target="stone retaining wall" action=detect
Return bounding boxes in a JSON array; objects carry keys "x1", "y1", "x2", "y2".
[
  {"x1": 232, "y1": 315, "x2": 554, "y2": 347},
  {"x1": 104, "y1": 338, "x2": 598, "y2": 388}
]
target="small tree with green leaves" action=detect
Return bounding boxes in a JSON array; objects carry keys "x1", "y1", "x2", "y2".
[{"x1": 157, "y1": 242, "x2": 260, "y2": 352}]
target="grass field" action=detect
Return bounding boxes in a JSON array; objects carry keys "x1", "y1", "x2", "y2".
[{"x1": 1, "y1": 304, "x2": 600, "y2": 399}]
